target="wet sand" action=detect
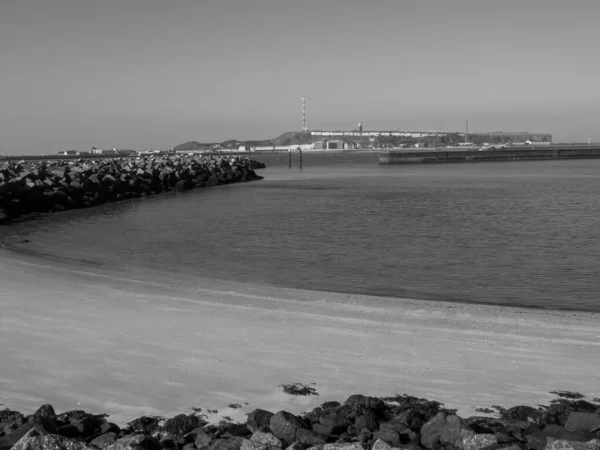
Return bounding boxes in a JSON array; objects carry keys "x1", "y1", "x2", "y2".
[{"x1": 0, "y1": 245, "x2": 598, "y2": 425}]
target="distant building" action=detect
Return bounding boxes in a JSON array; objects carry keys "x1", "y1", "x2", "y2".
[
  {"x1": 91, "y1": 148, "x2": 119, "y2": 155},
  {"x1": 313, "y1": 139, "x2": 358, "y2": 150}
]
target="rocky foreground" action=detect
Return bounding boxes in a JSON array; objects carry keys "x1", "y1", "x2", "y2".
[
  {"x1": 0, "y1": 155, "x2": 266, "y2": 224},
  {"x1": 1, "y1": 392, "x2": 599, "y2": 450}
]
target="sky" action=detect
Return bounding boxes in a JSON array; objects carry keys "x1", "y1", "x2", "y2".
[{"x1": 1, "y1": 0, "x2": 600, "y2": 154}]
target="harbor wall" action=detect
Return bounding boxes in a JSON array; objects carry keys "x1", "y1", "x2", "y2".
[{"x1": 379, "y1": 145, "x2": 600, "y2": 164}]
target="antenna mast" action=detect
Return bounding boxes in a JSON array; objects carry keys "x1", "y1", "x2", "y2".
[{"x1": 302, "y1": 94, "x2": 307, "y2": 131}]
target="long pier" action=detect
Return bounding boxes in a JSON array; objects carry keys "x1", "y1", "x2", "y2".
[{"x1": 379, "y1": 145, "x2": 600, "y2": 164}]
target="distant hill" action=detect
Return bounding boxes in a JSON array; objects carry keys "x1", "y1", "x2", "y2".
[
  {"x1": 271, "y1": 131, "x2": 314, "y2": 146},
  {"x1": 171, "y1": 130, "x2": 369, "y2": 150},
  {"x1": 173, "y1": 141, "x2": 213, "y2": 152}
]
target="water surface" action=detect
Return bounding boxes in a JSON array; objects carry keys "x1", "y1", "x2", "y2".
[{"x1": 4, "y1": 153, "x2": 600, "y2": 312}]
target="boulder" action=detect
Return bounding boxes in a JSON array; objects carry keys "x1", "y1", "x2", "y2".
[
  {"x1": 100, "y1": 422, "x2": 121, "y2": 435},
  {"x1": 545, "y1": 438, "x2": 600, "y2": 450},
  {"x1": 378, "y1": 419, "x2": 416, "y2": 444},
  {"x1": 525, "y1": 425, "x2": 597, "y2": 450},
  {"x1": 355, "y1": 413, "x2": 379, "y2": 433},
  {"x1": 207, "y1": 437, "x2": 244, "y2": 450},
  {"x1": 0, "y1": 417, "x2": 57, "y2": 450},
  {"x1": 284, "y1": 444, "x2": 304, "y2": 450},
  {"x1": 420, "y1": 412, "x2": 475, "y2": 450},
  {"x1": 460, "y1": 433, "x2": 498, "y2": 450},
  {"x1": 373, "y1": 440, "x2": 419, "y2": 450},
  {"x1": 0, "y1": 409, "x2": 25, "y2": 428},
  {"x1": 296, "y1": 428, "x2": 327, "y2": 446},
  {"x1": 323, "y1": 443, "x2": 364, "y2": 450},
  {"x1": 192, "y1": 428, "x2": 213, "y2": 449},
  {"x1": 163, "y1": 414, "x2": 200, "y2": 438},
  {"x1": 224, "y1": 424, "x2": 252, "y2": 439},
  {"x1": 125, "y1": 416, "x2": 163, "y2": 435},
  {"x1": 315, "y1": 410, "x2": 349, "y2": 436},
  {"x1": 55, "y1": 424, "x2": 80, "y2": 438},
  {"x1": 240, "y1": 431, "x2": 282, "y2": 450},
  {"x1": 565, "y1": 413, "x2": 600, "y2": 432},
  {"x1": 10, "y1": 428, "x2": 96, "y2": 450},
  {"x1": 269, "y1": 412, "x2": 304, "y2": 446},
  {"x1": 105, "y1": 434, "x2": 163, "y2": 450},
  {"x1": 90, "y1": 432, "x2": 119, "y2": 449},
  {"x1": 345, "y1": 396, "x2": 385, "y2": 413}
]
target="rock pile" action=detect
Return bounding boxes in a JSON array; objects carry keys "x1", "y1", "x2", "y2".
[
  {"x1": 1, "y1": 393, "x2": 599, "y2": 450},
  {"x1": 0, "y1": 155, "x2": 265, "y2": 224}
]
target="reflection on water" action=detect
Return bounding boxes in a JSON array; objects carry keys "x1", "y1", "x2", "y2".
[{"x1": 4, "y1": 155, "x2": 600, "y2": 312}]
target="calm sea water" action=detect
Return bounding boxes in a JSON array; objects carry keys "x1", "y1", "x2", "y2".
[{"x1": 4, "y1": 152, "x2": 600, "y2": 312}]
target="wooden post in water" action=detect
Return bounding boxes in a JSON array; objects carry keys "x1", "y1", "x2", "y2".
[
  {"x1": 288, "y1": 147, "x2": 292, "y2": 169},
  {"x1": 298, "y1": 147, "x2": 303, "y2": 169},
  {"x1": 248, "y1": 146, "x2": 252, "y2": 171}
]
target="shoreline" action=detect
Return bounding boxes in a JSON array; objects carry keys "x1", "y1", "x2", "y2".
[
  {"x1": 0, "y1": 238, "x2": 598, "y2": 315},
  {"x1": 1, "y1": 391, "x2": 599, "y2": 450},
  {"x1": 1, "y1": 237, "x2": 599, "y2": 315},
  {"x1": 1, "y1": 244, "x2": 598, "y2": 427}
]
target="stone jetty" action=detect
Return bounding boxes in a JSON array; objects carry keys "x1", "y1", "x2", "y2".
[
  {"x1": 0, "y1": 155, "x2": 265, "y2": 224},
  {"x1": 1, "y1": 392, "x2": 599, "y2": 450}
]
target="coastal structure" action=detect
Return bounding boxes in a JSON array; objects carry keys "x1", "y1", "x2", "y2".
[
  {"x1": 310, "y1": 129, "x2": 552, "y2": 144},
  {"x1": 0, "y1": 155, "x2": 265, "y2": 224},
  {"x1": 379, "y1": 144, "x2": 600, "y2": 164}
]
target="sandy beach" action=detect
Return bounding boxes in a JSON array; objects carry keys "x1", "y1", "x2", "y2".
[{"x1": 1, "y1": 244, "x2": 598, "y2": 426}]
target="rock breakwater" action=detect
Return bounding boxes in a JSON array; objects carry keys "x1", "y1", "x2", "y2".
[
  {"x1": 0, "y1": 156, "x2": 265, "y2": 224},
  {"x1": 1, "y1": 392, "x2": 599, "y2": 450}
]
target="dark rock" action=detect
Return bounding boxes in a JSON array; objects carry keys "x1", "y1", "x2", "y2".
[
  {"x1": 207, "y1": 437, "x2": 243, "y2": 450},
  {"x1": 1, "y1": 410, "x2": 26, "y2": 434},
  {"x1": 565, "y1": 413, "x2": 600, "y2": 432},
  {"x1": 163, "y1": 414, "x2": 200, "y2": 439},
  {"x1": 32, "y1": 405, "x2": 57, "y2": 420},
  {"x1": 0, "y1": 418, "x2": 57, "y2": 450},
  {"x1": 160, "y1": 437, "x2": 177, "y2": 449},
  {"x1": 355, "y1": 429, "x2": 371, "y2": 444},
  {"x1": 323, "y1": 443, "x2": 363, "y2": 450},
  {"x1": 224, "y1": 424, "x2": 251, "y2": 439},
  {"x1": 105, "y1": 434, "x2": 163, "y2": 450},
  {"x1": 321, "y1": 403, "x2": 342, "y2": 411},
  {"x1": 354, "y1": 413, "x2": 379, "y2": 433},
  {"x1": 545, "y1": 437, "x2": 600, "y2": 450},
  {"x1": 525, "y1": 425, "x2": 597, "y2": 450},
  {"x1": 315, "y1": 410, "x2": 349, "y2": 436},
  {"x1": 193, "y1": 429, "x2": 213, "y2": 449},
  {"x1": 100, "y1": 423, "x2": 121, "y2": 435},
  {"x1": 373, "y1": 429, "x2": 401, "y2": 447},
  {"x1": 126, "y1": 417, "x2": 163, "y2": 435},
  {"x1": 56, "y1": 424, "x2": 81, "y2": 438},
  {"x1": 499, "y1": 445, "x2": 527, "y2": 450},
  {"x1": 91, "y1": 433, "x2": 119, "y2": 449},
  {"x1": 420, "y1": 412, "x2": 475, "y2": 450},
  {"x1": 296, "y1": 428, "x2": 327, "y2": 446},
  {"x1": 174, "y1": 180, "x2": 193, "y2": 192},
  {"x1": 378, "y1": 419, "x2": 416, "y2": 444},
  {"x1": 73, "y1": 416, "x2": 105, "y2": 438},
  {"x1": 344, "y1": 396, "x2": 384, "y2": 413},
  {"x1": 248, "y1": 410, "x2": 274, "y2": 433},
  {"x1": 270, "y1": 412, "x2": 304, "y2": 447}
]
